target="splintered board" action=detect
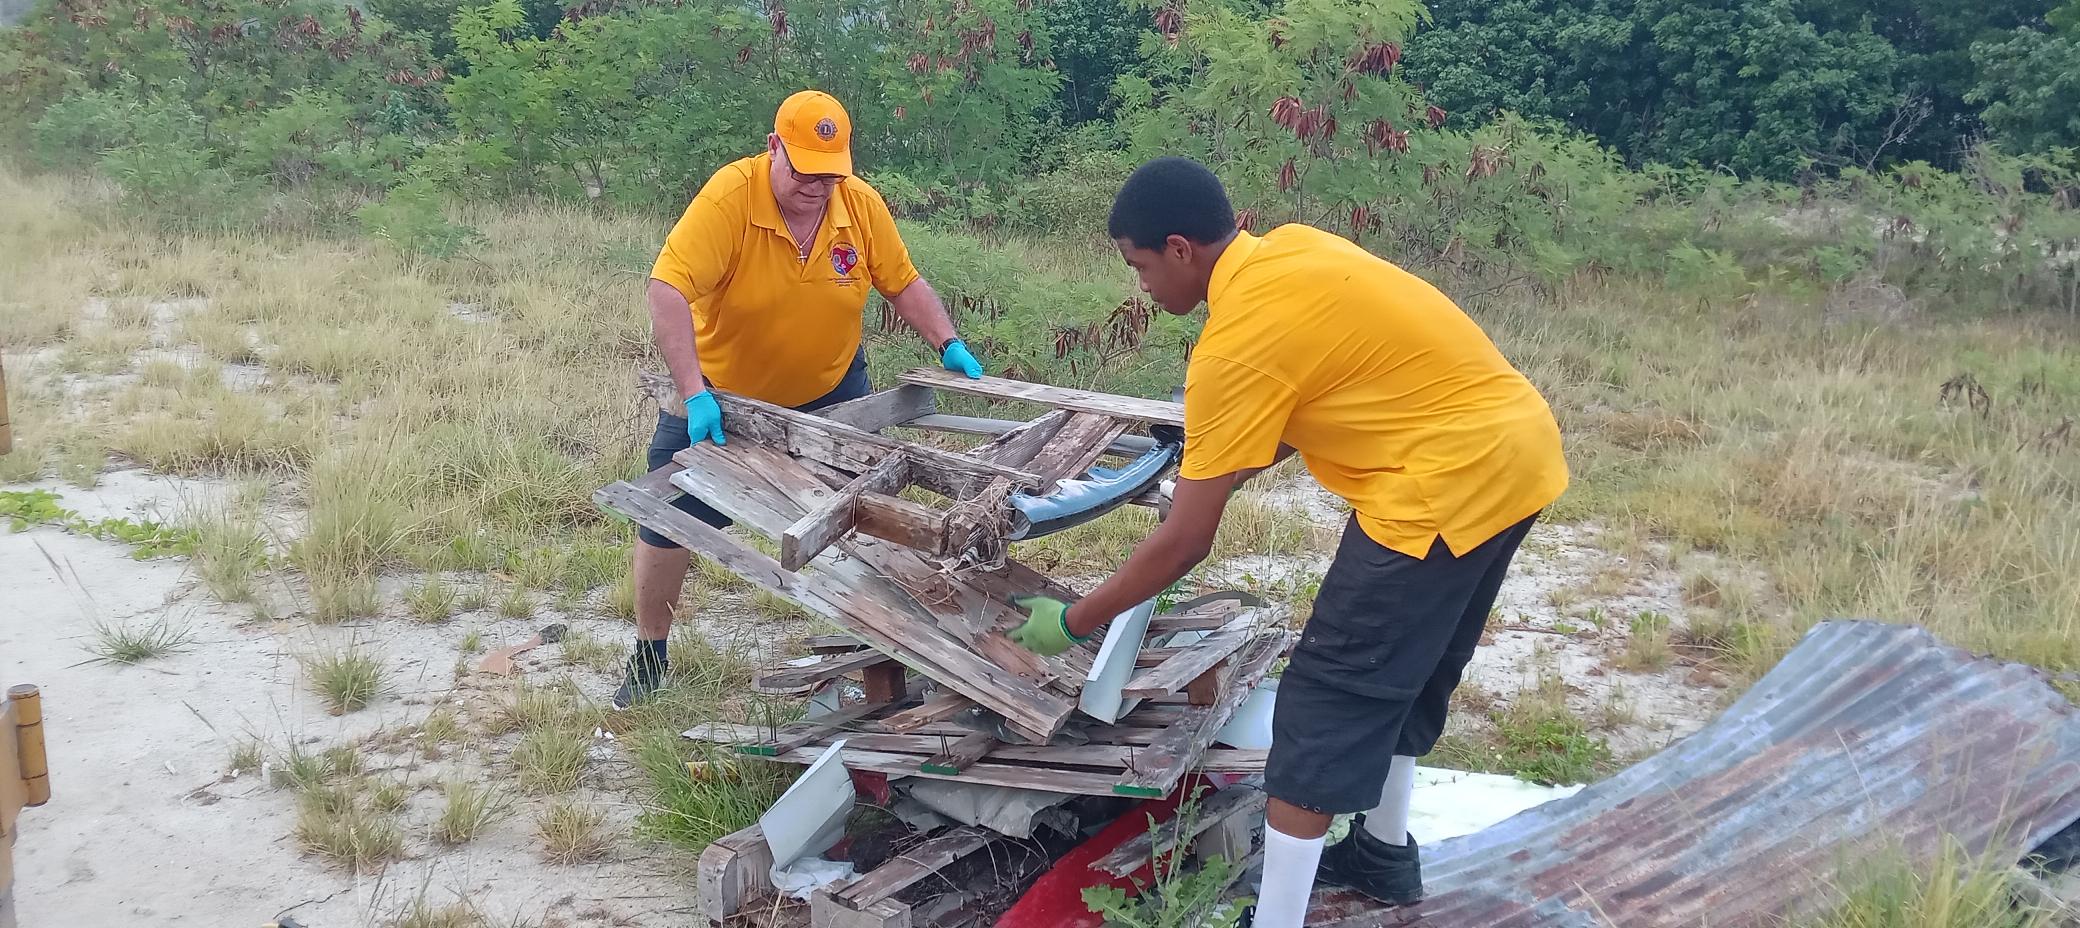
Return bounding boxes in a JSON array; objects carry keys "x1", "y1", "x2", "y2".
[{"x1": 683, "y1": 663, "x2": 1285, "y2": 799}]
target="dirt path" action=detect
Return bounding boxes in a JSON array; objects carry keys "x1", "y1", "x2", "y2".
[{"x1": 4, "y1": 472, "x2": 692, "y2": 927}]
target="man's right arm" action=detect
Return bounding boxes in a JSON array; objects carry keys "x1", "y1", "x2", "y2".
[
  {"x1": 646, "y1": 279, "x2": 705, "y2": 404},
  {"x1": 648, "y1": 179, "x2": 744, "y2": 412}
]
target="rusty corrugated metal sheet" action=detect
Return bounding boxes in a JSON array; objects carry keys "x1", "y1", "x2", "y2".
[{"x1": 1309, "y1": 620, "x2": 2080, "y2": 927}]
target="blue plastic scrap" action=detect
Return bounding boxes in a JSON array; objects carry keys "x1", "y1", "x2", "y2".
[{"x1": 1005, "y1": 425, "x2": 1183, "y2": 541}]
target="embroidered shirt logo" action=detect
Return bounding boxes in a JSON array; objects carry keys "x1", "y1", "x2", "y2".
[{"x1": 831, "y1": 243, "x2": 860, "y2": 277}]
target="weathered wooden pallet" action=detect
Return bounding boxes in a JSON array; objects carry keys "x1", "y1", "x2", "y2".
[{"x1": 596, "y1": 370, "x2": 1207, "y2": 745}]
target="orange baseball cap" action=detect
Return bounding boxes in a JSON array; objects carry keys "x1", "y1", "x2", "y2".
[{"x1": 774, "y1": 90, "x2": 854, "y2": 178}]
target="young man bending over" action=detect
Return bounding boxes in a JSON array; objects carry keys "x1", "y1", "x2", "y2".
[{"x1": 1008, "y1": 157, "x2": 1568, "y2": 925}]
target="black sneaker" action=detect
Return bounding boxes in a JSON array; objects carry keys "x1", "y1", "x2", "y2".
[
  {"x1": 1316, "y1": 814, "x2": 1423, "y2": 905},
  {"x1": 612, "y1": 649, "x2": 667, "y2": 709}
]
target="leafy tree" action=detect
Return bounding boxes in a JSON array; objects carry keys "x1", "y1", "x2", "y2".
[
  {"x1": 1639, "y1": 0, "x2": 1904, "y2": 177},
  {"x1": 1401, "y1": 0, "x2": 1908, "y2": 179},
  {"x1": 1044, "y1": 0, "x2": 1150, "y2": 123},
  {"x1": 1968, "y1": 28, "x2": 2080, "y2": 153}
]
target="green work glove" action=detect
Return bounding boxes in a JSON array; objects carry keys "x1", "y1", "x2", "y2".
[{"x1": 1008, "y1": 596, "x2": 1087, "y2": 656}]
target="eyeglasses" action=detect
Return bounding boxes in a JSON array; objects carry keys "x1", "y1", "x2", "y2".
[{"x1": 786, "y1": 165, "x2": 843, "y2": 187}]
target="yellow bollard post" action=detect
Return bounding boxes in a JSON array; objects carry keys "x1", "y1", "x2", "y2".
[
  {"x1": 0, "y1": 353, "x2": 12, "y2": 455},
  {"x1": 3, "y1": 684, "x2": 50, "y2": 928},
  {"x1": 7, "y1": 688, "x2": 43, "y2": 808}
]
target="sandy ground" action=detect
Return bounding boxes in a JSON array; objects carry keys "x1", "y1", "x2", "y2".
[
  {"x1": 3, "y1": 472, "x2": 711, "y2": 927},
  {"x1": 1209, "y1": 479, "x2": 1725, "y2": 765}
]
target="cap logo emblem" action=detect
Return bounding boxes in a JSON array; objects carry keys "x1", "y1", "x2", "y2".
[{"x1": 815, "y1": 117, "x2": 839, "y2": 141}]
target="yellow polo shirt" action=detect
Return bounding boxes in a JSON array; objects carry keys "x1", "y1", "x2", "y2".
[
  {"x1": 1181, "y1": 225, "x2": 1568, "y2": 559},
  {"x1": 650, "y1": 153, "x2": 921, "y2": 407}
]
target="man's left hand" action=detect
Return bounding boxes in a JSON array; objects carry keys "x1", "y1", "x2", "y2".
[
  {"x1": 1008, "y1": 596, "x2": 1086, "y2": 656},
  {"x1": 941, "y1": 339, "x2": 983, "y2": 379}
]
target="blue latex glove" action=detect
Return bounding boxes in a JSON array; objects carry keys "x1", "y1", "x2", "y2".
[
  {"x1": 684, "y1": 390, "x2": 726, "y2": 446},
  {"x1": 940, "y1": 338, "x2": 983, "y2": 379}
]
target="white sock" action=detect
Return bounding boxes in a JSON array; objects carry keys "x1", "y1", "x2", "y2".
[
  {"x1": 1255, "y1": 825, "x2": 1326, "y2": 928},
  {"x1": 1363, "y1": 755, "x2": 1418, "y2": 846}
]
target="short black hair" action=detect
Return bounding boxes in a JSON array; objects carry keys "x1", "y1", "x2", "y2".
[{"x1": 1107, "y1": 156, "x2": 1236, "y2": 250}]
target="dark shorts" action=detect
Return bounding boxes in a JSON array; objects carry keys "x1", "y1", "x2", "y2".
[
  {"x1": 635, "y1": 348, "x2": 873, "y2": 549},
  {"x1": 1263, "y1": 512, "x2": 1539, "y2": 814}
]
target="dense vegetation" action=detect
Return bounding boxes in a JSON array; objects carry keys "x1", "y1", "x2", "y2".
[
  {"x1": 3, "y1": 0, "x2": 2078, "y2": 919},
  {"x1": 4, "y1": 0, "x2": 2080, "y2": 321}
]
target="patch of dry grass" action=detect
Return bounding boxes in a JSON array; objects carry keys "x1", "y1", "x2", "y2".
[
  {"x1": 514, "y1": 727, "x2": 588, "y2": 793},
  {"x1": 1789, "y1": 835, "x2": 2062, "y2": 928},
  {"x1": 302, "y1": 644, "x2": 387, "y2": 714},
  {"x1": 82, "y1": 614, "x2": 195, "y2": 665},
  {"x1": 228, "y1": 739, "x2": 265, "y2": 773},
  {"x1": 1617, "y1": 610, "x2": 1674, "y2": 671},
  {"x1": 559, "y1": 629, "x2": 623, "y2": 675},
  {"x1": 536, "y1": 798, "x2": 613, "y2": 864},
  {"x1": 435, "y1": 779, "x2": 510, "y2": 845},
  {"x1": 294, "y1": 782, "x2": 405, "y2": 869},
  {"x1": 497, "y1": 585, "x2": 535, "y2": 619},
  {"x1": 184, "y1": 488, "x2": 271, "y2": 603},
  {"x1": 390, "y1": 898, "x2": 489, "y2": 928},
  {"x1": 420, "y1": 706, "x2": 464, "y2": 746},
  {"x1": 406, "y1": 577, "x2": 459, "y2": 623}
]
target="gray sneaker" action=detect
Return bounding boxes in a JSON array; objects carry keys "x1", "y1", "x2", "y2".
[{"x1": 1315, "y1": 814, "x2": 1423, "y2": 905}]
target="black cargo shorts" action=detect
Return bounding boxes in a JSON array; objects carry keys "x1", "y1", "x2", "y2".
[
  {"x1": 635, "y1": 348, "x2": 873, "y2": 549},
  {"x1": 1263, "y1": 511, "x2": 1538, "y2": 814}
]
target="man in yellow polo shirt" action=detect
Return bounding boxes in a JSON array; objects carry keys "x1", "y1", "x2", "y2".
[
  {"x1": 1009, "y1": 157, "x2": 1568, "y2": 925},
  {"x1": 620, "y1": 90, "x2": 983, "y2": 708}
]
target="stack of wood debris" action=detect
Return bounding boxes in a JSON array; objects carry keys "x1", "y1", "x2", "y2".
[{"x1": 594, "y1": 370, "x2": 1293, "y2": 925}]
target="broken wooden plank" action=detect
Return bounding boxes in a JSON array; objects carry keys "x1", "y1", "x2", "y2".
[
  {"x1": 631, "y1": 458, "x2": 687, "y2": 498},
  {"x1": 810, "y1": 892, "x2": 909, "y2": 928},
  {"x1": 714, "y1": 390, "x2": 1042, "y2": 498},
  {"x1": 1115, "y1": 704, "x2": 1192, "y2": 727},
  {"x1": 688, "y1": 724, "x2": 1268, "y2": 774},
  {"x1": 738, "y1": 700, "x2": 894, "y2": 757},
  {"x1": 907, "y1": 414, "x2": 1157, "y2": 457},
  {"x1": 1120, "y1": 616, "x2": 1258, "y2": 700},
  {"x1": 838, "y1": 827, "x2": 994, "y2": 906},
  {"x1": 781, "y1": 453, "x2": 911, "y2": 571},
  {"x1": 968, "y1": 408, "x2": 1072, "y2": 468},
  {"x1": 814, "y1": 384, "x2": 937, "y2": 432},
  {"x1": 764, "y1": 745, "x2": 1125, "y2": 795},
  {"x1": 754, "y1": 651, "x2": 897, "y2": 696},
  {"x1": 867, "y1": 692, "x2": 974, "y2": 734},
  {"x1": 1185, "y1": 664, "x2": 1223, "y2": 706},
  {"x1": 1116, "y1": 632, "x2": 1290, "y2": 797},
  {"x1": 919, "y1": 731, "x2": 998, "y2": 776},
  {"x1": 595, "y1": 480, "x2": 1069, "y2": 742},
  {"x1": 698, "y1": 821, "x2": 776, "y2": 922},
  {"x1": 863, "y1": 662, "x2": 908, "y2": 704},
  {"x1": 899, "y1": 368, "x2": 1185, "y2": 426},
  {"x1": 1093, "y1": 785, "x2": 1268, "y2": 877},
  {"x1": 1134, "y1": 647, "x2": 1186, "y2": 667},
  {"x1": 1023, "y1": 412, "x2": 1130, "y2": 485},
  {"x1": 852, "y1": 491, "x2": 956, "y2": 555},
  {"x1": 809, "y1": 635, "x2": 871, "y2": 654},
  {"x1": 1146, "y1": 613, "x2": 1233, "y2": 635}
]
